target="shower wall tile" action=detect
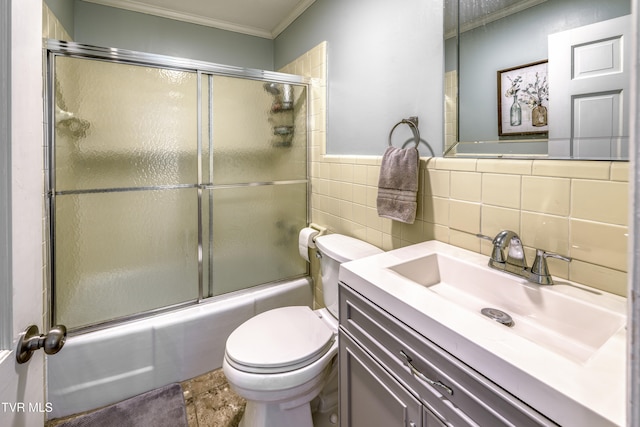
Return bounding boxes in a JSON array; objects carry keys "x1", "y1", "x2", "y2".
[{"x1": 43, "y1": 3, "x2": 72, "y2": 41}]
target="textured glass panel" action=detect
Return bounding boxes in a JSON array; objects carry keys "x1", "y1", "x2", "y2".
[
  {"x1": 54, "y1": 188, "x2": 199, "y2": 328},
  {"x1": 211, "y1": 76, "x2": 307, "y2": 185},
  {"x1": 203, "y1": 183, "x2": 307, "y2": 297},
  {"x1": 201, "y1": 74, "x2": 212, "y2": 183},
  {"x1": 54, "y1": 56, "x2": 198, "y2": 191}
]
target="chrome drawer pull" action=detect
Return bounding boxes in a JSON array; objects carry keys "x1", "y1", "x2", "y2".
[{"x1": 400, "y1": 350, "x2": 453, "y2": 396}]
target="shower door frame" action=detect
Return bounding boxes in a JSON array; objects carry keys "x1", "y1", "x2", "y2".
[{"x1": 44, "y1": 39, "x2": 312, "y2": 334}]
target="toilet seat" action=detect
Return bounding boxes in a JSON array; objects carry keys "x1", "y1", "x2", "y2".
[{"x1": 225, "y1": 306, "x2": 335, "y2": 374}]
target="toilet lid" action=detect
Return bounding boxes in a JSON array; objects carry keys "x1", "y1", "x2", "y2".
[{"x1": 225, "y1": 306, "x2": 335, "y2": 374}]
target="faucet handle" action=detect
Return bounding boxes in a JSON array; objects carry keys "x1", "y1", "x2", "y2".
[
  {"x1": 476, "y1": 233, "x2": 506, "y2": 265},
  {"x1": 530, "y1": 249, "x2": 572, "y2": 285},
  {"x1": 475, "y1": 233, "x2": 493, "y2": 242}
]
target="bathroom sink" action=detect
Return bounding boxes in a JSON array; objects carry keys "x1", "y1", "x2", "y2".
[{"x1": 387, "y1": 253, "x2": 625, "y2": 363}]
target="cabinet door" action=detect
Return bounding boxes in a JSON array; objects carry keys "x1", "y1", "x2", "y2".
[
  {"x1": 424, "y1": 409, "x2": 447, "y2": 427},
  {"x1": 340, "y1": 330, "x2": 422, "y2": 427}
]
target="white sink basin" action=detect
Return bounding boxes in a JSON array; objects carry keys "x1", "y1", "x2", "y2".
[
  {"x1": 340, "y1": 240, "x2": 627, "y2": 426},
  {"x1": 387, "y1": 253, "x2": 625, "y2": 363}
]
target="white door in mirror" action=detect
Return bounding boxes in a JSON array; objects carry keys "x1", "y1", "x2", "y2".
[{"x1": 548, "y1": 14, "x2": 631, "y2": 159}]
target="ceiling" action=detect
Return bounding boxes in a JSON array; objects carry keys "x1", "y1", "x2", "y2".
[{"x1": 82, "y1": 0, "x2": 317, "y2": 39}]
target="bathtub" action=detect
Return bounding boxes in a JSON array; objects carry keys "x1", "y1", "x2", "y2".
[{"x1": 46, "y1": 277, "x2": 313, "y2": 419}]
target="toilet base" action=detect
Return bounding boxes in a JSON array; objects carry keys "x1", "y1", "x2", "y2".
[
  {"x1": 235, "y1": 362, "x2": 338, "y2": 427},
  {"x1": 240, "y1": 400, "x2": 314, "y2": 427}
]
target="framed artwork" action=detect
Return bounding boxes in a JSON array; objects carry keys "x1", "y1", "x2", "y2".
[{"x1": 497, "y1": 60, "x2": 548, "y2": 136}]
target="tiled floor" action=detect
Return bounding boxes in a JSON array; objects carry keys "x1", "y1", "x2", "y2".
[
  {"x1": 181, "y1": 369, "x2": 246, "y2": 427},
  {"x1": 45, "y1": 368, "x2": 246, "y2": 427}
]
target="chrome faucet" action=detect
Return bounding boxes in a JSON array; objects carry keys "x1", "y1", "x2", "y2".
[
  {"x1": 477, "y1": 230, "x2": 571, "y2": 285},
  {"x1": 487, "y1": 230, "x2": 527, "y2": 274}
]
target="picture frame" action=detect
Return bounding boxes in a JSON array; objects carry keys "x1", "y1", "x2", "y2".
[{"x1": 497, "y1": 60, "x2": 549, "y2": 136}]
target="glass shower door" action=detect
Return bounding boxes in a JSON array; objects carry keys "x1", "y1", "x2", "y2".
[
  {"x1": 202, "y1": 75, "x2": 308, "y2": 297},
  {"x1": 49, "y1": 44, "x2": 310, "y2": 332},
  {"x1": 52, "y1": 56, "x2": 200, "y2": 329}
]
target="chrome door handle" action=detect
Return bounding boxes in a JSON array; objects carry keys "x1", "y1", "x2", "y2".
[
  {"x1": 16, "y1": 324, "x2": 67, "y2": 364},
  {"x1": 400, "y1": 350, "x2": 453, "y2": 396}
]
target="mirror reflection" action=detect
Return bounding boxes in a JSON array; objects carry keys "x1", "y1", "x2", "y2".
[{"x1": 444, "y1": 0, "x2": 631, "y2": 160}]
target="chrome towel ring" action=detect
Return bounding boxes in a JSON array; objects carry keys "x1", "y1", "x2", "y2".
[{"x1": 388, "y1": 116, "x2": 420, "y2": 148}]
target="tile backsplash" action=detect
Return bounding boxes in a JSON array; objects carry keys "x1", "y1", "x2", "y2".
[
  {"x1": 314, "y1": 156, "x2": 628, "y2": 297},
  {"x1": 283, "y1": 43, "x2": 628, "y2": 299}
]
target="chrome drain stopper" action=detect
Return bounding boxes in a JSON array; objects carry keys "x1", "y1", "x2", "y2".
[{"x1": 481, "y1": 308, "x2": 515, "y2": 327}]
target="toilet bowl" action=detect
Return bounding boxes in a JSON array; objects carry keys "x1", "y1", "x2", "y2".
[{"x1": 223, "y1": 234, "x2": 383, "y2": 427}]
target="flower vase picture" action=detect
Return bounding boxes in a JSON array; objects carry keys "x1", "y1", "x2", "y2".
[
  {"x1": 510, "y1": 95, "x2": 521, "y2": 126},
  {"x1": 497, "y1": 60, "x2": 548, "y2": 136},
  {"x1": 532, "y1": 104, "x2": 547, "y2": 127}
]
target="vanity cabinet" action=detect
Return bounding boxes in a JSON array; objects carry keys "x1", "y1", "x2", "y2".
[{"x1": 338, "y1": 284, "x2": 558, "y2": 427}]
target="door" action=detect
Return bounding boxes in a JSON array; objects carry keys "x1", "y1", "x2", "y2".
[
  {"x1": 339, "y1": 331, "x2": 422, "y2": 427},
  {"x1": 0, "y1": 1, "x2": 48, "y2": 426},
  {"x1": 548, "y1": 14, "x2": 631, "y2": 159}
]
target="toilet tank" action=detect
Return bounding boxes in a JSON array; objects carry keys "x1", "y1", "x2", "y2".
[{"x1": 314, "y1": 234, "x2": 383, "y2": 318}]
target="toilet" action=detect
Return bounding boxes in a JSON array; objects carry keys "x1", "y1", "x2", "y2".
[{"x1": 223, "y1": 233, "x2": 383, "y2": 427}]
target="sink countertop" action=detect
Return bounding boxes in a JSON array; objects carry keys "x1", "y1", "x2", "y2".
[{"x1": 339, "y1": 240, "x2": 626, "y2": 427}]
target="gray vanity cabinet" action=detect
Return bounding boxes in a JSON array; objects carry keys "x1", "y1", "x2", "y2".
[
  {"x1": 339, "y1": 332, "x2": 424, "y2": 426},
  {"x1": 338, "y1": 284, "x2": 558, "y2": 427}
]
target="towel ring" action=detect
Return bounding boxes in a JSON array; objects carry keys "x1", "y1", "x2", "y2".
[{"x1": 388, "y1": 116, "x2": 420, "y2": 148}]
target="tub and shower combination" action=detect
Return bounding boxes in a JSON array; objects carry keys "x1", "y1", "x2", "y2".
[{"x1": 44, "y1": 40, "x2": 312, "y2": 419}]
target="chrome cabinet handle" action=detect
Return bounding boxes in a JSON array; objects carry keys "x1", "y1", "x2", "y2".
[
  {"x1": 16, "y1": 324, "x2": 67, "y2": 364},
  {"x1": 399, "y1": 350, "x2": 453, "y2": 396}
]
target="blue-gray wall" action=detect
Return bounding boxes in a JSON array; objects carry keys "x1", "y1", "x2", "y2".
[
  {"x1": 72, "y1": 1, "x2": 274, "y2": 70},
  {"x1": 457, "y1": 0, "x2": 630, "y2": 142},
  {"x1": 276, "y1": 0, "x2": 444, "y2": 156},
  {"x1": 47, "y1": 0, "x2": 445, "y2": 156}
]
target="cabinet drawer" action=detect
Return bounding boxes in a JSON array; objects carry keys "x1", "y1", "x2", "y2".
[{"x1": 339, "y1": 284, "x2": 558, "y2": 427}]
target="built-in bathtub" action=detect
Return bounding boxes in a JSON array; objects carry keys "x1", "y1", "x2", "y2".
[{"x1": 47, "y1": 278, "x2": 313, "y2": 419}]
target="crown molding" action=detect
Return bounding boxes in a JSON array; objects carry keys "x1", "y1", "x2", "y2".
[
  {"x1": 271, "y1": 0, "x2": 316, "y2": 38},
  {"x1": 82, "y1": 0, "x2": 275, "y2": 39},
  {"x1": 445, "y1": 0, "x2": 548, "y2": 39}
]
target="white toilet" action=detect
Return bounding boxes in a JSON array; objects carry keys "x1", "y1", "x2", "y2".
[{"x1": 223, "y1": 233, "x2": 383, "y2": 427}]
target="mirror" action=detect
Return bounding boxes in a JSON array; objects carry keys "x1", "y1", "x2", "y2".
[{"x1": 444, "y1": 0, "x2": 631, "y2": 160}]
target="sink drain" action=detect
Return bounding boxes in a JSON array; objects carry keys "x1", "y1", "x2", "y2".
[{"x1": 481, "y1": 308, "x2": 515, "y2": 327}]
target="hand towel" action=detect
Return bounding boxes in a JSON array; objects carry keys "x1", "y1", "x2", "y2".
[{"x1": 376, "y1": 146, "x2": 419, "y2": 224}]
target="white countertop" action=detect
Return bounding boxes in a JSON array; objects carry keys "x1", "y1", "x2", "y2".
[{"x1": 339, "y1": 240, "x2": 627, "y2": 427}]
